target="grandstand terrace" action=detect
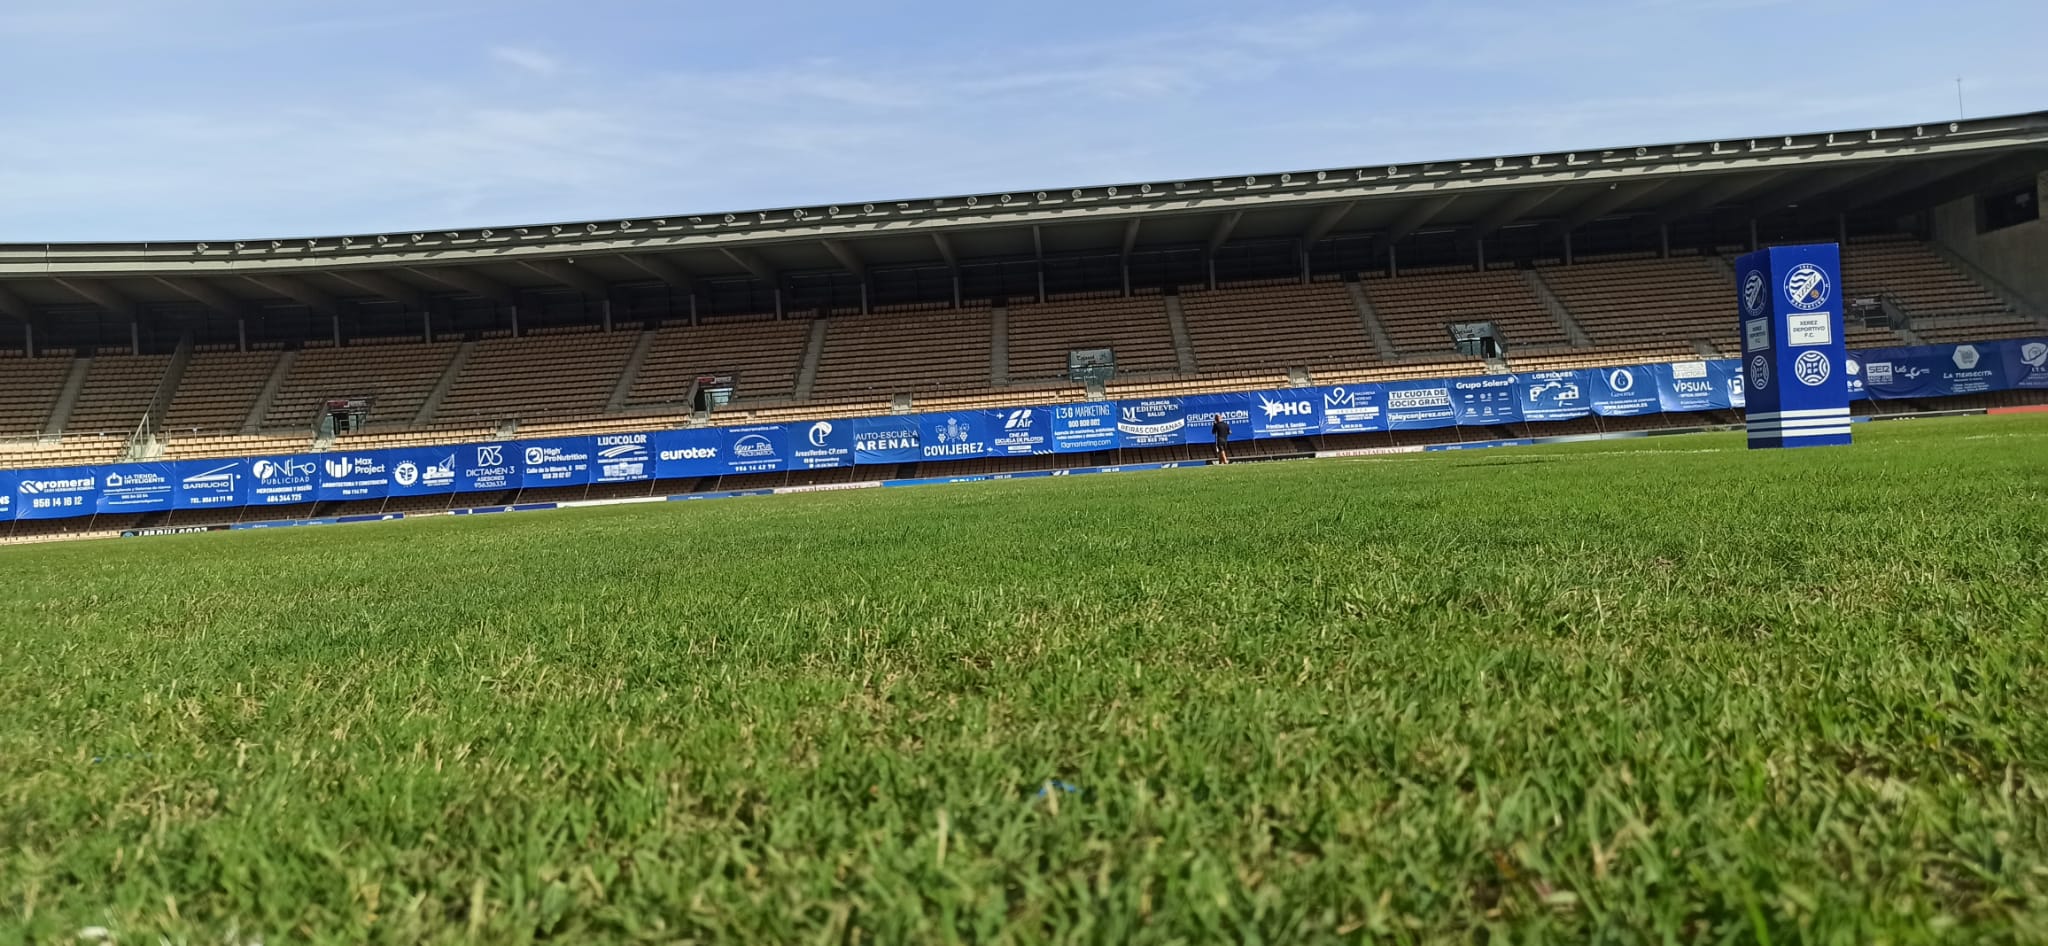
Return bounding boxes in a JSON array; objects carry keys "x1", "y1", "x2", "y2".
[{"x1": 1, "y1": 111, "x2": 2045, "y2": 489}]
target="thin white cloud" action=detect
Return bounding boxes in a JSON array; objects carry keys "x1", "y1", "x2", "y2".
[
  {"x1": 1, "y1": 0, "x2": 2043, "y2": 241},
  {"x1": 490, "y1": 46, "x2": 561, "y2": 77}
]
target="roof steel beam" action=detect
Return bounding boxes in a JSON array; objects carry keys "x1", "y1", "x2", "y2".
[
  {"x1": 0, "y1": 282, "x2": 32, "y2": 321},
  {"x1": 1726, "y1": 165, "x2": 1892, "y2": 216},
  {"x1": 408, "y1": 266, "x2": 518, "y2": 306},
  {"x1": 1468, "y1": 187, "x2": 1564, "y2": 240},
  {"x1": 329, "y1": 270, "x2": 433, "y2": 311},
  {"x1": 518, "y1": 259, "x2": 608, "y2": 296},
  {"x1": 1384, "y1": 195, "x2": 1458, "y2": 244},
  {"x1": 1809, "y1": 154, "x2": 2013, "y2": 215},
  {"x1": 1860, "y1": 153, "x2": 2048, "y2": 215},
  {"x1": 54, "y1": 278, "x2": 139, "y2": 320},
  {"x1": 1556, "y1": 181, "x2": 1667, "y2": 233},
  {"x1": 1299, "y1": 201, "x2": 1356, "y2": 246},
  {"x1": 242, "y1": 274, "x2": 340, "y2": 314},
  {"x1": 1651, "y1": 172, "x2": 1790, "y2": 224},
  {"x1": 623, "y1": 254, "x2": 694, "y2": 291},
  {"x1": 821, "y1": 239, "x2": 866, "y2": 278},
  {"x1": 153, "y1": 276, "x2": 249, "y2": 315},
  {"x1": 719, "y1": 247, "x2": 777, "y2": 283},
  {"x1": 1206, "y1": 212, "x2": 1243, "y2": 254},
  {"x1": 930, "y1": 232, "x2": 959, "y2": 270}
]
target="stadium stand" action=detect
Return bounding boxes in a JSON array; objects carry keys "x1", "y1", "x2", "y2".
[
  {"x1": 1, "y1": 232, "x2": 2039, "y2": 482},
  {"x1": 435, "y1": 326, "x2": 639, "y2": 425},
  {"x1": 2, "y1": 230, "x2": 2037, "y2": 482},
  {"x1": 627, "y1": 316, "x2": 812, "y2": 406},
  {"x1": 1841, "y1": 238, "x2": 2041, "y2": 343},
  {"x1": 809, "y1": 307, "x2": 992, "y2": 399},
  {"x1": 1534, "y1": 255, "x2": 1738, "y2": 354},
  {"x1": 1179, "y1": 280, "x2": 1378, "y2": 372},
  {"x1": 162, "y1": 347, "x2": 280, "y2": 436},
  {"x1": 263, "y1": 339, "x2": 457, "y2": 432},
  {"x1": 1363, "y1": 267, "x2": 1568, "y2": 353},
  {"x1": 1005, "y1": 293, "x2": 1177, "y2": 381},
  {"x1": 0, "y1": 354, "x2": 73, "y2": 438}
]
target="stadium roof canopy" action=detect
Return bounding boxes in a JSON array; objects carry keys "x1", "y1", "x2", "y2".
[{"x1": 2, "y1": 110, "x2": 2045, "y2": 323}]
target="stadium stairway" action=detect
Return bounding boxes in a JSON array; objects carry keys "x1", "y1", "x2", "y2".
[{"x1": 1522, "y1": 270, "x2": 1593, "y2": 346}]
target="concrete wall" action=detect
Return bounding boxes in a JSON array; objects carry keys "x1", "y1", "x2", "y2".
[{"x1": 1930, "y1": 171, "x2": 2048, "y2": 313}]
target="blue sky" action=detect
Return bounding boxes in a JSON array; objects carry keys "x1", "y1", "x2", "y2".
[{"x1": 2, "y1": 0, "x2": 2043, "y2": 242}]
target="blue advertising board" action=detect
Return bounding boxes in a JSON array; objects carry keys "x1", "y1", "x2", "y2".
[
  {"x1": 97, "y1": 462, "x2": 177, "y2": 514},
  {"x1": 1737, "y1": 243, "x2": 1851, "y2": 448},
  {"x1": 852, "y1": 416, "x2": 922, "y2": 465},
  {"x1": 1245, "y1": 389, "x2": 1317, "y2": 439},
  {"x1": 591, "y1": 432, "x2": 655, "y2": 483},
  {"x1": 1315, "y1": 384, "x2": 1388, "y2": 433},
  {"x1": 1182, "y1": 392, "x2": 1254, "y2": 444},
  {"x1": 457, "y1": 442, "x2": 523, "y2": 493},
  {"x1": 15, "y1": 467, "x2": 98, "y2": 519},
  {"x1": 986, "y1": 407, "x2": 1053, "y2": 456},
  {"x1": 520, "y1": 437, "x2": 594, "y2": 487},
  {"x1": 1383, "y1": 380, "x2": 1456, "y2": 430},
  {"x1": 318, "y1": 451, "x2": 394, "y2": 501},
  {"x1": 387, "y1": 447, "x2": 461, "y2": 497},
  {"x1": 174, "y1": 459, "x2": 245, "y2": 510},
  {"x1": 1449, "y1": 375, "x2": 1523, "y2": 426},
  {"x1": 652, "y1": 429, "x2": 722, "y2": 479},
  {"x1": 6, "y1": 336, "x2": 2043, "y2": 523},
  {"x1": 1590, "y1": 364, "x2": 1660, "y2": 417},
  {"x1": 723, "y1": 425, "x2": 788, "y2": 474},
  {"x1": 786, "y1": 420, "x2": 854, "y2": 471},
  {"x1": 918, "y1": 411, "x2": 990, "y2": 462},
  {"x1": 1859, "y1": 342, "x2": 2009, "y2": 399},
  {"x1": 1517, "y1": 370, "x2": 1591, "y2": 423},
  {"x1": 1116, "y1": 398, "x2": 1186, "y2": 447},
  {"x1": 2005, "y1": 338, "x2": 2048, "y2": 390},
  {"x1": 1048, "y1": 402, "x2": 1119, "y2": 452},
  {"x1": 246, "y1": 455, "x2": 319, "y2": 506},
  {"x1": 1652, "y1": 361, "x2": 1724, "y2": 414}
]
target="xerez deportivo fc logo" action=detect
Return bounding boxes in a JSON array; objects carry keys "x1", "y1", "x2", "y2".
[
  {"x1": 1783, "y1": 263, "x2": 1830, "y2": 311},
  {"x1": 1750, "y1": 354, "x2": 1770, "y2": 390},
  {"x1": 1793, "y1": 351, "x2": 1830, "y2": 386},
  {"x1": 1742, "y1": 271, "x2": 1767, "y2": 317}
]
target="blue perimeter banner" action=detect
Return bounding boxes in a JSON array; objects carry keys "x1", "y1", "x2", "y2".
[{"x1": 9, "y1": 338, "x2": 2044, "y2": 522}]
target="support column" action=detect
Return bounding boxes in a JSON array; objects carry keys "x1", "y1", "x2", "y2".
[
  {"x1": 951, "y1": 273, "x2": 961, "y2": 309},
  {"x1": 509, "y1": 303, "x2": 522, "y2": 337},
  {"x1": 1563, "y1": 231, "x2": 1575, "y2": 266},
  {"x1": 1749, "y1": 219, "x2": 1759, "y2": 252},
  {"x1": 1121, "y1": 262, "x2": 1130, "y2": 298},
  {"x1": 1036, "y1": 266, "x2": 1046, "y2": 304},
  {"x1": 1659, "y1": 223, "x2": 1670, "y2": 258},
  {"x1": 859, "y1": 282, "x2": 869, "y2": 316},
  {"x1": 422, "y1": 309, "x2": 433, "y2": 344},
  {"x1": 24, "y1": 321, "x2": 34, "y2": 358},
  {"x1": 331, "y1": 313, "x2": 341, "y2": 347},
  {"x1": 688, "y1": 292, "x2": 698, "y2": 326},
  {"x1": 773, "y1": 287, "x2": 784, "y2": 320},
  {"x1": 1837, "y1": 213, "x2": 1848, "y2": 247},
  {"x1": 130, "y1": 321, "x2": 141, "y2": 355},
  {"x1": 1475, "y1": 237, "x2": 1486, "y2": 271},
  {"x1": 601, "y1": 297, "x2": 614, "y2": 333},
  {"x1": 1388, "y1": 245, "x2": 1399, "y2": 279},
  {"x1": 238, "y1": 318, "x2": 248, "y2": 352},
  {"x1": 1207, "y1": 257, "x2": 1217, "y2": 291},
  {"x1": 1298, "y1": 246, "x2": 1310, "y2": 285}
]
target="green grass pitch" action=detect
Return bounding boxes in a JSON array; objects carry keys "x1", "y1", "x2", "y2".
[{"x1": 5, "y1": 415, "x2": 2047, "y2": 943}]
